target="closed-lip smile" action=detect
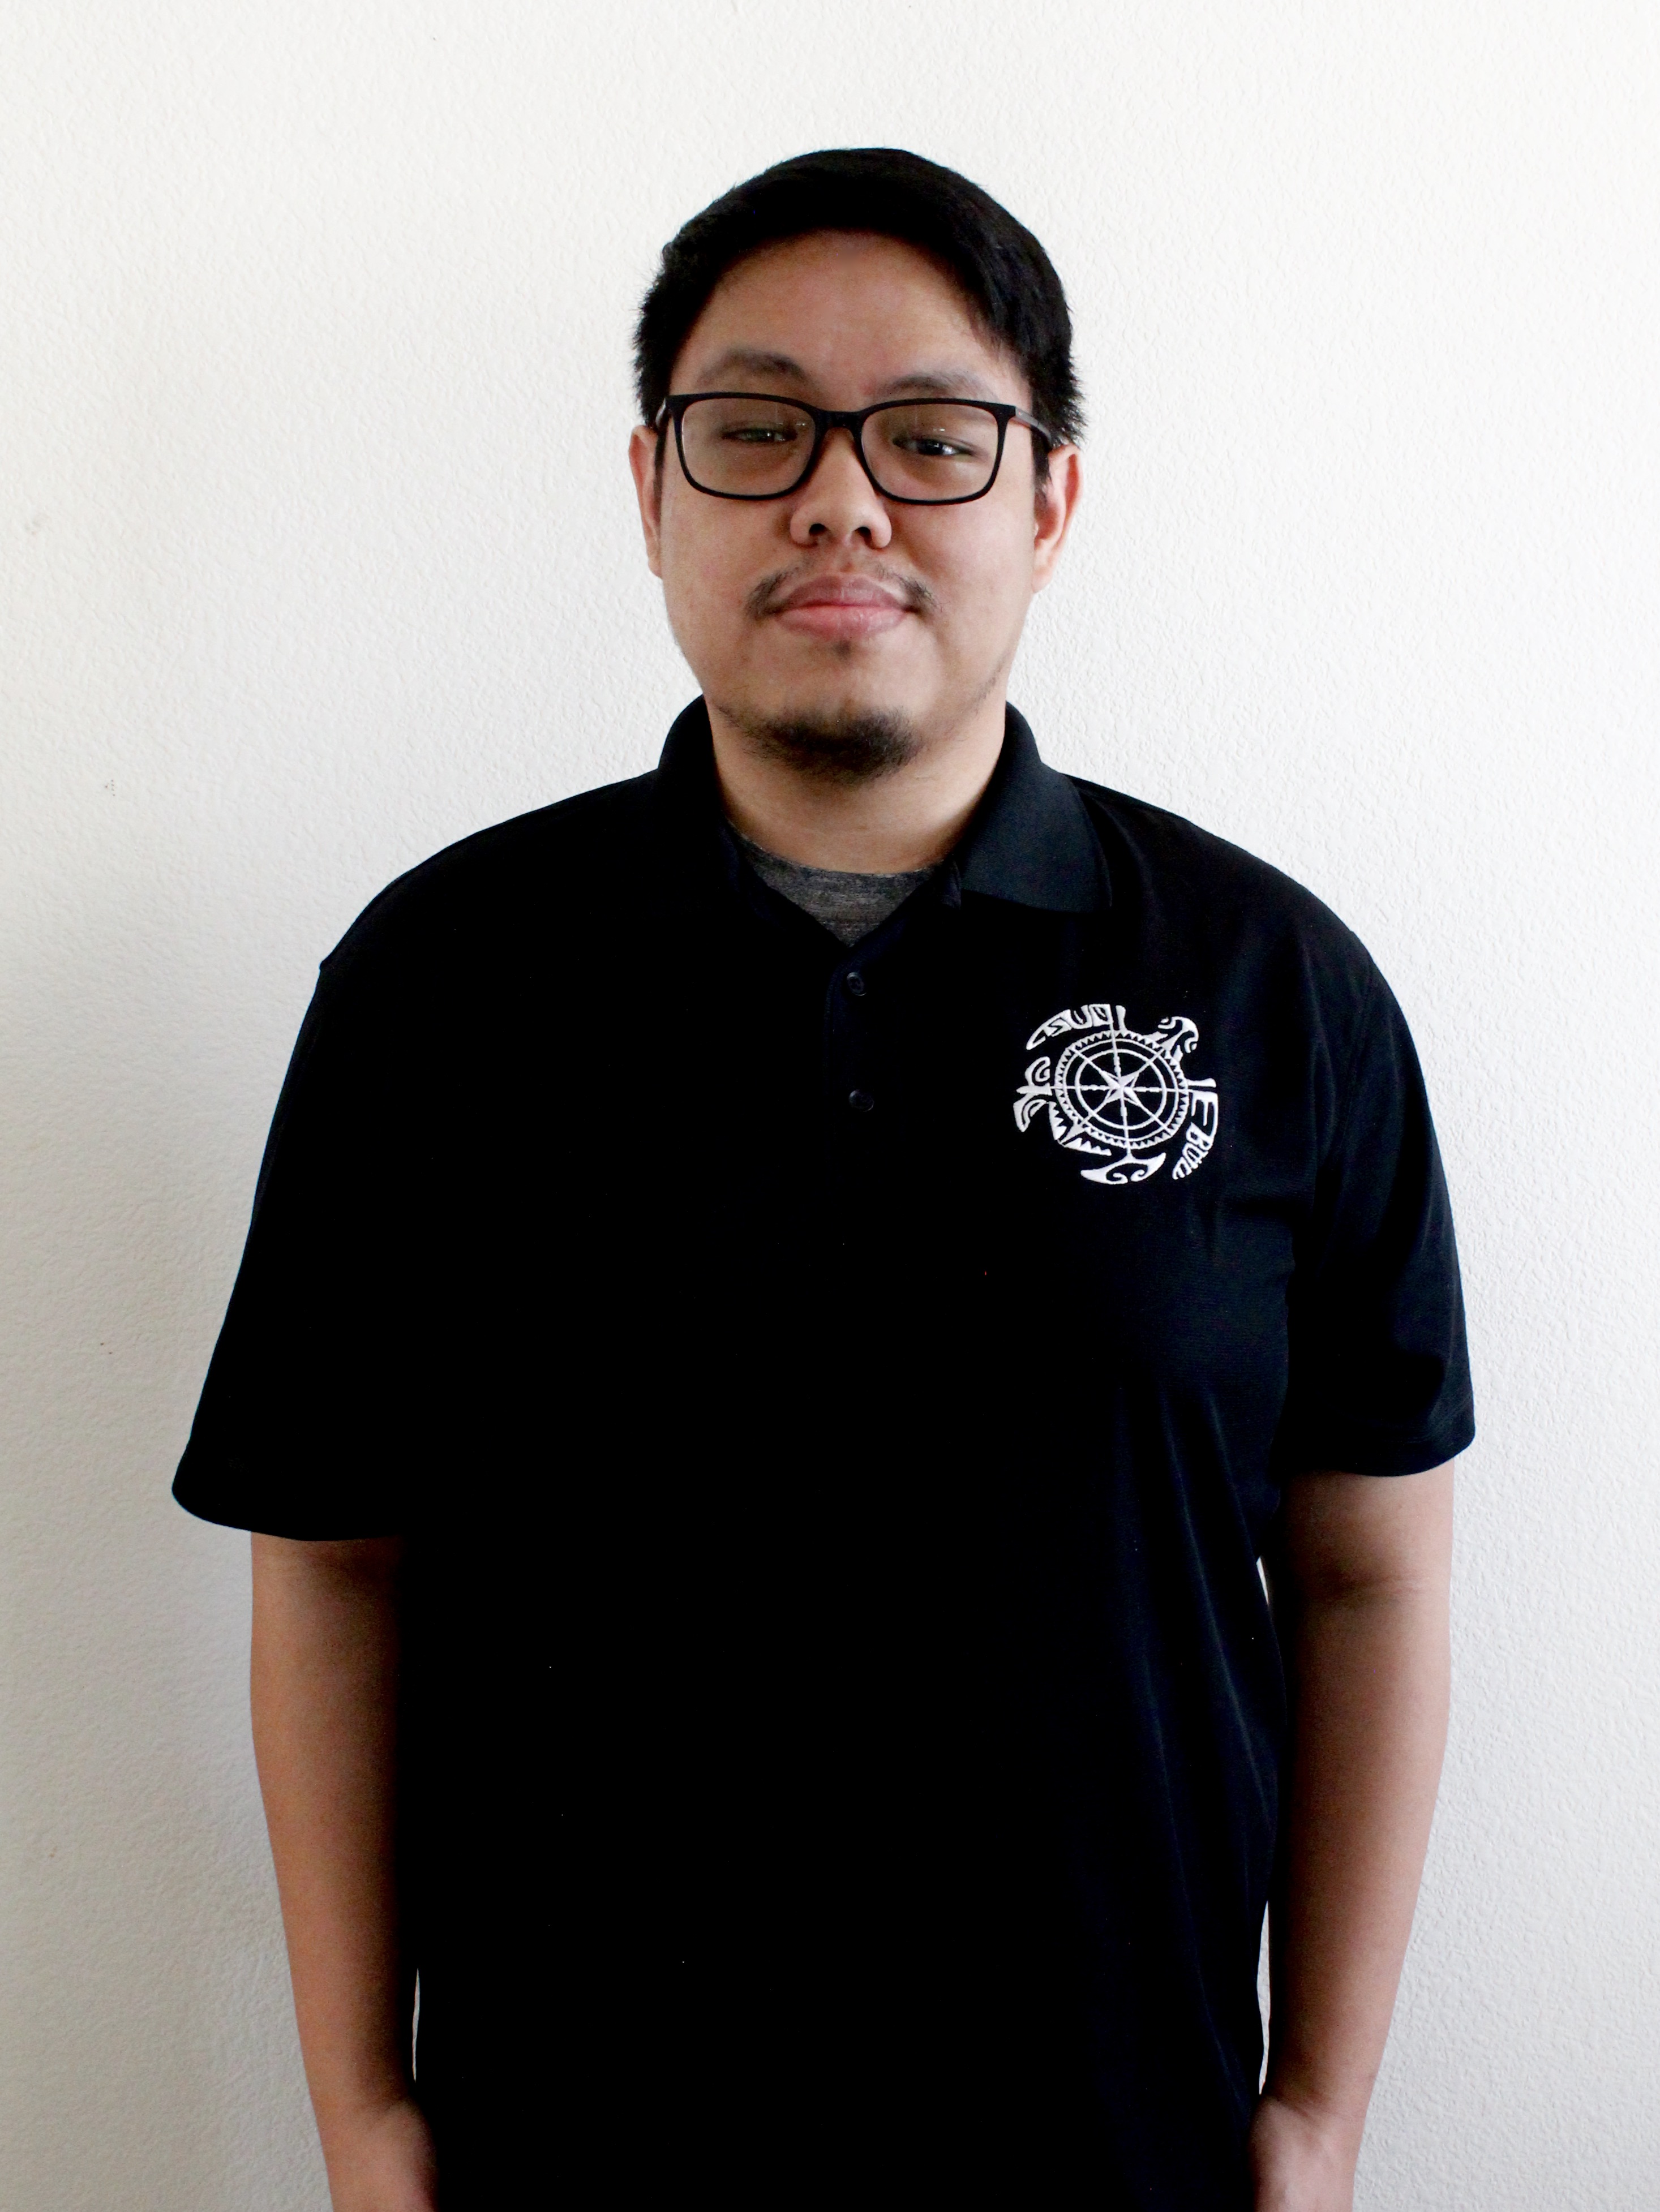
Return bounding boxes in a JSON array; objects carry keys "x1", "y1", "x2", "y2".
[{"x1": 766, "y1": 570, "x2": 920, "y2": 640}]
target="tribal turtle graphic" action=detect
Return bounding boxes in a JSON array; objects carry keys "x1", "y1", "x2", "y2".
[{"x1": 1013, "y1": 1003, "x2": 1219, "y2": 1186}]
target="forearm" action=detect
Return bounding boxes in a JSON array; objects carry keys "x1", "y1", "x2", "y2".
[
  {"x1": 1266, "y1": 1570, "x2": 1451, "y2": 2145},
  {"x1": 249, "y1": 1535, "x2": 422, "y2": 2177},
  {"x1": 1251, "y1": 1461, "x2": 1453, "y2": 2212}
]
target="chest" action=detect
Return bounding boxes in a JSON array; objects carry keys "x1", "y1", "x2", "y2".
[{"x1": 592, "y1": 907, "x2": 1318, "y2": 1380}]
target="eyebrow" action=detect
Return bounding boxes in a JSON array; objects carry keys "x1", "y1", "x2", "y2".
[
  {"x1": 693, "y1": 348, "x2": 806, "y2": 385},
  {"x1": 873, "y1": 370, "x2": 1000, "y2": 401},
  {"x1": 686, "y1": 349, "x2": 1003, "y2": 403}
]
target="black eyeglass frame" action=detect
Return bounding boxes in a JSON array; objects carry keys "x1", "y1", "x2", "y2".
[{"x1": 657, "y1": 392, "x2": 1057, "y2": 506}]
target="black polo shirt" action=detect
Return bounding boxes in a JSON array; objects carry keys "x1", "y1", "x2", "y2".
[{"x1": 176, "y1": 701, "x2": 1472, "y2": 2209}]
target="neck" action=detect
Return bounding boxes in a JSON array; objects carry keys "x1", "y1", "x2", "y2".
[{"x1": 706, "y1": 688, "x2": 1007, "y2": 873}]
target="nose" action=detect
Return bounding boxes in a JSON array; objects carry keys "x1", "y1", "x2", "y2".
[{"x1": 786, "y1": 426, "x2": 893, "y2": 549}]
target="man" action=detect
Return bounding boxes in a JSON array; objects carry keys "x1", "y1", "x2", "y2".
[{"x1": 176, "y1": 149, "x2": 1472, "y2": 2210}]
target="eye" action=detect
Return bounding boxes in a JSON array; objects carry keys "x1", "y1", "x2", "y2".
[
  {"x1": 870, "y1": 403, "x2": 997, "y2": 471},
  {"x1": 893, "y1": 431, "x2": 980, "y2": 459},
  {"x1": 677, "y1": 397, "x2": 819, "y2": 492},
  {"x1": 722, "y1": 421, "x2": 804, "y2": 446}
]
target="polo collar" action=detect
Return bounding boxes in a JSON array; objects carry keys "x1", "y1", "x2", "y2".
[
  {"x1": 953, "y1": 705, "x2": 1110, "y2": 912},
  {"x1": 652, "y1": 697, "x2": 1111, "y2": 915}
]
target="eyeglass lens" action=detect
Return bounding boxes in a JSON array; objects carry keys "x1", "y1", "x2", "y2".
[{"x1": 678, "y1": 398, "x2": 1004, "y2": 501}]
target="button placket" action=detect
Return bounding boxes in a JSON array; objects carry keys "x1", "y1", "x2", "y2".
[{"x1": 830, "y1": 959, "x2": 879, "y2": 1130}]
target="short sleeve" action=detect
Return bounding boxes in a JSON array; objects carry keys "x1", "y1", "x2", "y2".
[
  {"x1": 1273, "y1": 961, "x2": 1475, "y2": 1477},
  {"x1": 173, "y1": 925, "x2": 451, "y2": 1536}
]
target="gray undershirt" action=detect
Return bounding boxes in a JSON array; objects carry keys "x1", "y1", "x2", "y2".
[{"x1": 734, "y1": 828, "x2": 939, "y2": 947}]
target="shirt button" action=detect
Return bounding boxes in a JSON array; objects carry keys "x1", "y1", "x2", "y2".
[
  {"x1": 845, "y1": 970, "x2": 867, "y2": 997},
  {"x1": 848, "y1": 1088, "x2": 875, "y2": 1114}
]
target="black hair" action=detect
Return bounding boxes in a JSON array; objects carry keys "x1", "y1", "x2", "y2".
[{"x1": 634, "y1": 148, "x2": 1084, "y2": 462}]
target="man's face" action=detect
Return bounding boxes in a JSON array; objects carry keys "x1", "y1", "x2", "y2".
[{"x1": 630, "y1": 231, "x2": 1077, "y2": 767}]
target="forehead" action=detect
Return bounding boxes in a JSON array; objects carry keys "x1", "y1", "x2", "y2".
[{"x1": 671, "y1": 230, "x2": 1026, "y2": 406}]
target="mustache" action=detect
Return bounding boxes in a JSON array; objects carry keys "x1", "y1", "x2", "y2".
[{"x1": 744, "y1": 562, "x2": 937, "y2": 622}]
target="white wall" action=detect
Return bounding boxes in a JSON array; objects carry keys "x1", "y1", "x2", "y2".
[{"x1": 3, "y1": 4, "x2": 1657, "y2": 2204}]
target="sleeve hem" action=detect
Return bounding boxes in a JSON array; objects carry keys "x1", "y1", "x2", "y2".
[
  {"x1": 172, "y1": 1457, "x2": 408, "y2": 1540},
  {"x1": 1279, "y1": 1403, "x2": 1474, "y2": 1480}
]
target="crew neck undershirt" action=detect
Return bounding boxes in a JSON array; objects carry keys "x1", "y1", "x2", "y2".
[{"x1": 733, "y1": 828, "x2": 939, "y2": 946}]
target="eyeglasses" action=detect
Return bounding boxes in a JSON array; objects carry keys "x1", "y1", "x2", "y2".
[{"x1": 658, "y1": 392, "x2": 1056, "y2": 505}]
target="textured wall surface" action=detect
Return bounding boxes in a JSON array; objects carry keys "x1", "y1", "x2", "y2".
[{"x1": 3, "y1": 5, "x2": 1658, "y2": 2205}]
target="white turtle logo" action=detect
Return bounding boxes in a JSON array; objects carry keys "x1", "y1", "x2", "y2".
[{"x1": 1013, "y1": 1003, "x2": 1219, "y2": 1186}]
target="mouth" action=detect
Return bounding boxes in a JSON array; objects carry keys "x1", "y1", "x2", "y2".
[{"x1": 756, "y1": 568, "x2": 929, "y2": 643}]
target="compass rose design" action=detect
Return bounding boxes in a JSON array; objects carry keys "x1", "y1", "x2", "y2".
[{"x1": 1013, "y1": 1002, "x2": 1219, "y2": 1186}]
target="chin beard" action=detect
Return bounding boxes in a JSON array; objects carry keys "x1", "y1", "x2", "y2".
[{"x1": 731, "y1": 706, "x2": 924, "y2": 786}]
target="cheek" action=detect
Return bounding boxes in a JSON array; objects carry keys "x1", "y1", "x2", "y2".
[
  {"x1": 658, "y1": 517, "x2": 738, "y2": 639},
  {"x1": 911, "y1": 514, "x2": 1033, "y2": 637},
  {"x1": 660, "y1": 496, "x2": 765, "y2": 604}
]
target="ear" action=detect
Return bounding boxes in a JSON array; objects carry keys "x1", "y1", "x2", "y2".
[
  {"x1": 1031, "y1": 444, "x2": 1082, "y2": 591},
  {"x1": 628, "y1": 424, "x2": 665, "y2": 578}
]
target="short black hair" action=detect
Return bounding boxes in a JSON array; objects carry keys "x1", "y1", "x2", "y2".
[{"x1": 634, "y1": 148, "x2": 1084, "y2": 459}]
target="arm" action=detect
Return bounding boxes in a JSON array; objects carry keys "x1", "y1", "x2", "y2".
[
  {"x1": 250, "y1": 1534, "x2": 437, "y2": 2212},
  {"x1": 1250, "y1": 1463, "x2": 1455, "y2": 2212}
]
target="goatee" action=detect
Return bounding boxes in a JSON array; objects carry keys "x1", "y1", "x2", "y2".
[{"x1": 732, "y1": 706, "x2": 923, "y2": 786}]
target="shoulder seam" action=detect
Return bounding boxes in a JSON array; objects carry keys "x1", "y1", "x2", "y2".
[
  {"x1": 1324, "y1": 954, "x2": 1384, "y2": 1171},
  {"x1": 320, "y1": 769, "x2": 657, "y2": 968}
]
